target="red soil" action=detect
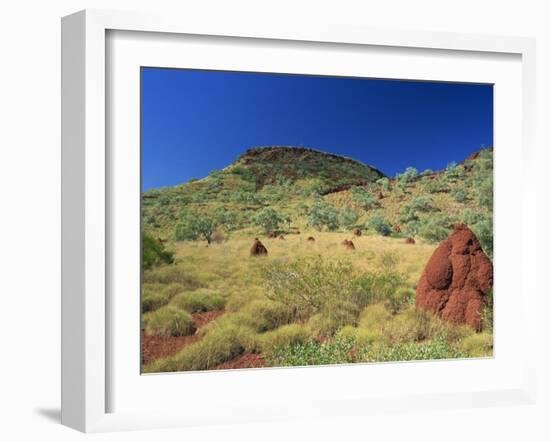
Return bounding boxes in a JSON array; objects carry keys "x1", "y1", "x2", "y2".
[
  {"x1": 212, "y1": 353, "x2": 268, "y2": 370},
  {"x1": 141, "y1": 310, "x2": 224, "y2": 365}
]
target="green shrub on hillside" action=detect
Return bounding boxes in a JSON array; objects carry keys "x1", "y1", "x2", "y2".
[
  {"x1": 445, "y1": 162, "x2": 466, "y2": 180},
  {"x1": 475, "y1": 175, "x2": 493, "y2": 210},
  {"x1": 142, "y1": 233, "x2": 174, "y2": 270},
  {"x1": 338, "y1": 207, "x2": 360, "y2": 230},
  {"x1": 252, "y1": 207, "x2": 285, "y2": 234},
  {"x1": 213, "y1": 207, "x2": 238, "y2": 232},
  {"x1": 459, "y1": 210, "x2": 493, "y2": 258},
  {"x1": 351, "y1": 187, "x2": 378, "y2": 210},
  {"x1": 230, "y1": 189, "x2": 263, "y2": 205},
  {"x1": 376, "y1": 177, "x2": 391, "y2": 191},
  {"x1": 418, "y1": 213, "x2": 454, "y2": 243},
  {"x1": 396, "y1": 167, "x2": 418, "y2": 185},
  {"x1": 451, "y1": 187, "x2": 468, "y2": 202},
  {"x1": 174, "y1": 211, "x2": 216, "y2": 244},
  {"x1": 422, "y1": 175, "x2": 449, "y2": 193},
  {"x1": 367, "y1": 215, "x2": 392, "y2": 236},
  {"x1": 308, "y1": 201, "x2": 340, "y2": 231}
]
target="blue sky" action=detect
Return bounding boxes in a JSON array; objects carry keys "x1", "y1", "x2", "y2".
[{"x1": 141, "y1": 68, "x2": 493, "y2": 191}]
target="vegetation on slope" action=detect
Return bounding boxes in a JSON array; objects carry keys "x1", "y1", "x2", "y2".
[{"x1": 140, "y1": 146, "x2": 494, "y2": 372}]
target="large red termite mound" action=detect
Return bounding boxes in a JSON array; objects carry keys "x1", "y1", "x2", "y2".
[
  {"x1": 415, "y1": 224, "x2": 493, "y2": 330},
  {"x1": 250, "y1": 238, "x2": 268, "y2": 256}
]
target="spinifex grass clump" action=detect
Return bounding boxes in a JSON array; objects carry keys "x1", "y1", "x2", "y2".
[
  {"x1": 170, "y1": 289, "x2": 226, "y2": 313},
  {"x1": 142, "y1": 283, "x2": 184, "y2": 313},
  {"x1": 145, "y1": 306, "x2": 195, "y2": 337}
]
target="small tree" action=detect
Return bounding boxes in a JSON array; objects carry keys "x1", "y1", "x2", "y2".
[
  {"x1": 445, "y1": 162, "x2": 465, "y2": 180},
  {"x1": 174, "y1": 212, "x2": 216, "y2": 244},
  {"x1": 376, "y1": 177, "x2": 391, "y2": 191},
  {"x1": 213, "y1": 207, "x2": 238, "y2": 231},
  {"x1": 418, "y1": 213, "x2": 454, "y2": 243},
  {"x1": 396, "y1": 167, "x2": 418, "y2": 185},
  {"x1": 351, "y1": 187, "x2": 378, "y2": 210},
  {"x1": 368, "y1": 215, "x2": 392, "y2": 236},
  {"x1": 253, "y1": 207, "x2": 285, "y2": 234},
  {"x1": 142, "y1": 233, "x2": 174, "y2": 270},
  {"x1": 338, "y1": 207, "x2": 360, "y2": 230},
  {"x1": 308, "y1": 201, "x2": 340, "y2": 231}
]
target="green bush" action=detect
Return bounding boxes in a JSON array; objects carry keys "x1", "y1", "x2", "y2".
[
  {"x1": 368, "y1": 215, "x2": 392, "y2": 236},
  {"x1": 171, "y1": 289, "x2": 226, "y2": 313},
  {"x1": 213, "y1": 207, "x2": 238, "y2": 232},
  {"x1": 142, "y1": 283, "x2": 184, "y2": 313},
  {"x1": 395, "y1": 167, "x2": 418, "y2": 185},
  {"x1": 451, "y1": 187, "x2": 468, "y2": 203},
  {"x1": 252, "y1": 207, "x2": 285, "y2": 234},
  {"x1": 477, "y1": 172, "x2": 494, "y2": 205},
  {"x1": 174, "y1": 211, "x2": 216, "y2": 244},
  {"x1": 351, "y1": 271, "x2": 406, "y2": 309},
  {"x1": 338, "y1": 207, "x2": 360, "y2": 230},
  {"x1": 235, "y1": 300, "x2": 294, "y2": 332},
  {"x1": 459, "y1": 332, "x2": 493, "y2": 357},
  {"x1": 445, "y1": 162, "x2": 465, "y2": 180},
  {"x1": 145, "y1": 306, "x2": 195, "y2": 337},
  {"x1": 308, "y1": 200, "x2": 340, "y2": 231},
  {"x1": 263, "y1": 256, "x2": 356, "y2": 316},
  {"x1": 266, "y1": 337, "x2": 357, "y2": 367},
  {"x1": 257, "y1": 324, "x2": 310, "y2": 353},
  {"x1": 351, "y1": 187, "x2": 378, "y2": 210},
  {"x1": 385, "y1": 287, "x2": 415, "y2": 314},
  {"x1": 146, "y1": 320, "x2": 254, "y2": 372},
  {"x1": 422, "y1": 175, "x2": 449, "y2": 193},
  {"x1": 360, "y1": 337, "x2": 466, "y2": 362},
  {"x1": 418, "y1": 213, "x2": 454, "y2": 243},
  {"x1": 376, "y1": 177, "x2": 391, "y2": 191},
  {"x1": 142, "y1": 233, "x2": 174, "y2": 270},
  {"x1": 337, "y1": 326, "x2": 379, "y2": 347},
  {"x1": 307, "y1": 300, "x2": 360, "y2": 338},
  {"x1": 358, "y1": 303, "x2": 392, "y2": 331},
  {"x1": 458, "y1": 210, "x2": 493, "y2": 259},
  {"x1": 142, "y1": 265, "x2": 203, "y2": 288}
]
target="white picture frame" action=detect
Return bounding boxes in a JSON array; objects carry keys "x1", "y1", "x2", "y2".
[{"x1": 61, "y1": 9, "x2": 537, "y2": 433}]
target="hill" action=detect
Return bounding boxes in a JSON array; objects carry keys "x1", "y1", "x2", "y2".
[{"x1": 142, "y1": 145, "x2": 493, "y2": 259}]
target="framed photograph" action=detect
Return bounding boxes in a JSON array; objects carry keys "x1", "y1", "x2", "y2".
[{"x1": 61, "y1": 9, "x2": 537, "y2": 432}]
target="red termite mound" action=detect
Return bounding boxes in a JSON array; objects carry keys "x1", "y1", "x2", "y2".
[
  {"x1": 415, "y1": 224, "x2": 493, "y2": 330},
  {"x1": 344, "y1": 240, "x2": 356, "y2": 250},
  {"x1": 250, "y1": 238, "x2": 268, "y2": 256}
]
